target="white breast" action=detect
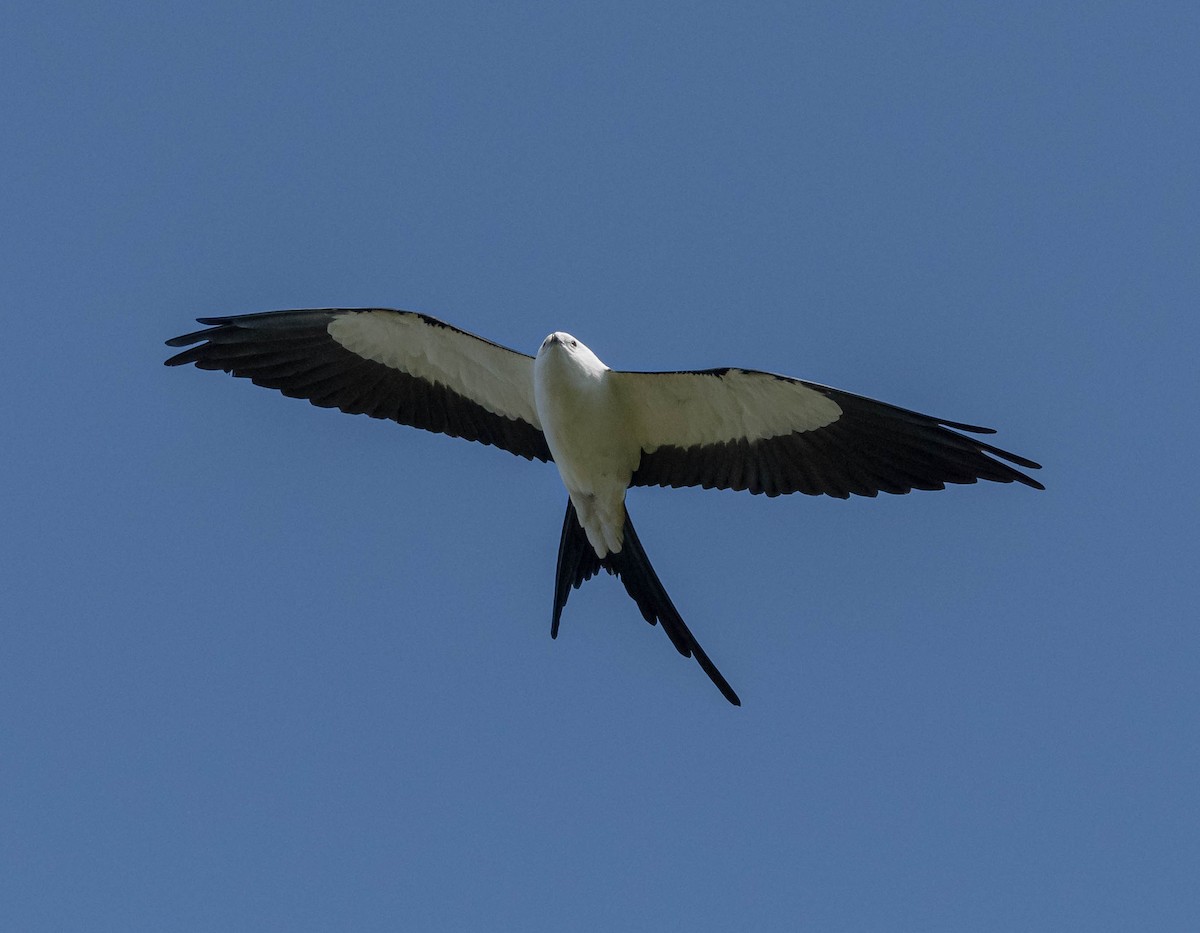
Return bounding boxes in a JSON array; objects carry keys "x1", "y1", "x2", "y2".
[{"x1": 534, "y1": 334, "x2": 639, "y2": 556}]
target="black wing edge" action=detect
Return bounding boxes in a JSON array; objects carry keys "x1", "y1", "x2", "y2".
[
  {"x1": 552, "y1": 498, "x2": 741, "y2": 706},
  {"x1": 632, "y1": 375, "x2": 1043, "y2": 498},
  {"x1": 804, "y1": 380, "x2": 1044, "y2": 490},
  {"x1": 165, "y1": 309, "x2": 552, "y2": 463}
]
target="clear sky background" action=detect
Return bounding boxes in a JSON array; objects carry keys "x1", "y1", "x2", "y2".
[{"x1": 3, "y1": 2, "x2": 1197, "y2": 930}]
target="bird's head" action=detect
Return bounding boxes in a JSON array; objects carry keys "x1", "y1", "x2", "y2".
[
  {"x1": 540, "y1": 332, "x2": 579, "y2": 352},
  {"x1": 536, "y1": 331, "x2": 609, "y2": 375}
]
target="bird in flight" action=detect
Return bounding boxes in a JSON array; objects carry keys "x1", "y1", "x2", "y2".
[{"x1": 166, "y1": 308, "x2": 1043, "y2": 705}]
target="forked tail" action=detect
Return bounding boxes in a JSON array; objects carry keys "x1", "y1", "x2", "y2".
[{"x1": 552, "y1": 498, "x2": 741, "y2": 706}]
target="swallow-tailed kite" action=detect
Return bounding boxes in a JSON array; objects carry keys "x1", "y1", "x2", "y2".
[{"x1": 166, "y1": 308, "x2": 1043, "y2": 705}]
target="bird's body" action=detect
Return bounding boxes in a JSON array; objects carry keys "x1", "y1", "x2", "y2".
[
  {"x1": 535, "y1": 333, "x2": 636, "y2": 557},
  {"x1": 167, "y1": 307, "x2": 1043, "y2": 705}
]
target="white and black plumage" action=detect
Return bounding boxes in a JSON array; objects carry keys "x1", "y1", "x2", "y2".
[{"x1": 166, "y1": 308, "x2": 1044, "y2": 705}]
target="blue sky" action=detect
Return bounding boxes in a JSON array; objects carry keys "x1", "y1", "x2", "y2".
[{"x1": 3, "y1": 2, "x2": 1198, "y2": 929}]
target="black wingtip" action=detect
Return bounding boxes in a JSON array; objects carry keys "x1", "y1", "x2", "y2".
[
  {"x1": 940, "y1": 419, "x2": 998, "y2": 435},
  {"x1": 164, "y1": 319, "x2": 223, "y2": 363},
  {"x1": 163, "y1": 343, "x2": 204, "y2": 366},
  {"x1": 164, "y1": 331, "x2": 204, "y2": 349},
  {"x1": 1021, "y1": 475, "x2": 1046, "y2": 491}
]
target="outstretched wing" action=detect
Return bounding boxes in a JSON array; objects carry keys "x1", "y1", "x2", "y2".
[
  {"x1": 617, "y1": 368, "x2": 1043, "y2": 498},
  {"x1": 165, "y1": 308, "x2": 551, "y2": 462}
]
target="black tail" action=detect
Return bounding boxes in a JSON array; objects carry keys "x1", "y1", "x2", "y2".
[{"x1": 552, "y1": 498, "x2": 742, "y2": 706}]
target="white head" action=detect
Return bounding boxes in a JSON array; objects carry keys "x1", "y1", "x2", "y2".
[
  {"x1": 539, "y1": 332, "x2": 579, "y2": 352},
  {"x1": 537, "y1": 332, "x2": 608, "y2": 372}
]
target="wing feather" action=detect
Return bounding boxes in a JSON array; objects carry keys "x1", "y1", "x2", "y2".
[
  {"x1": 618, "y1": 368, "x2": 1042, "y2": 496},
  {"x1": 165, "y1": 308, "x2": 551, "y2": 462}
]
